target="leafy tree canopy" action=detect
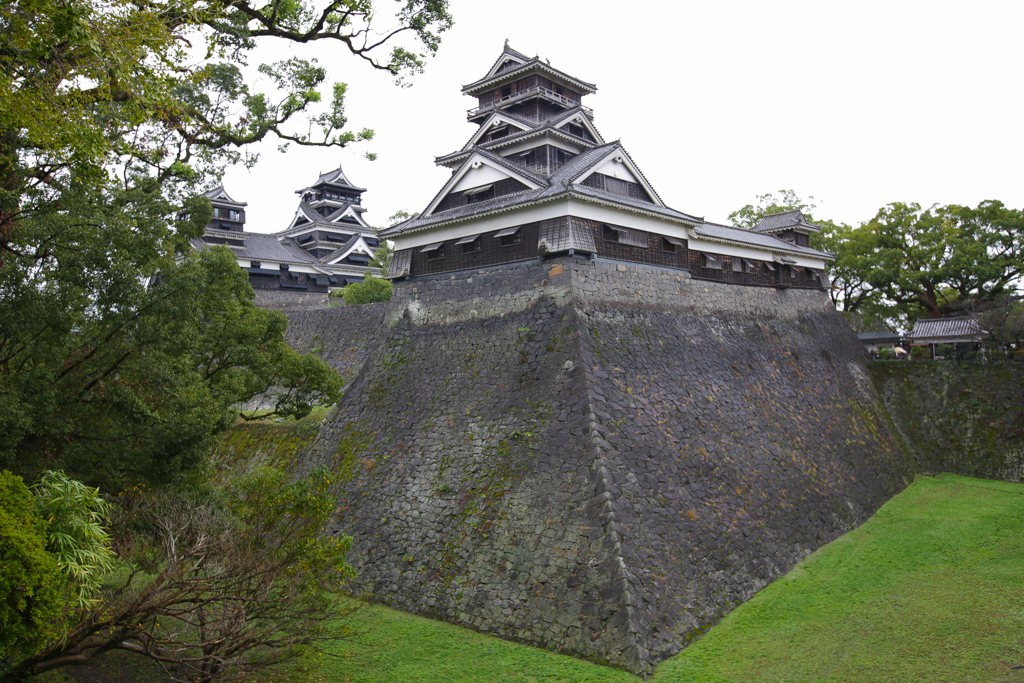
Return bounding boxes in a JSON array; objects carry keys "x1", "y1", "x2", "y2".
[{"x1": 731, "y1": 192, "x2": 1024, "y2": 329}]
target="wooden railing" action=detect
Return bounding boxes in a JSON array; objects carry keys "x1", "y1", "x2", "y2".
[{"x1": 467, "y1": 86, "x2": 591, "y2": 118}]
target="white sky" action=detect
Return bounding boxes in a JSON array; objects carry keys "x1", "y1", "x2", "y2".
[{"x1": 223, "y1": 0, "x2": 1024, "y2": 234}]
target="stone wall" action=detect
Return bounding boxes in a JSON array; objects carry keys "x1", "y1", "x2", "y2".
[
  {"x1": 870, "y1": 361, "x2": 1024, "y2": 482},
  {"x1": 285, "y1": 305, "x2": 389, "y2": 386},
  {"x1": 293, "y1": 256, "x2": 913, "y2": 676},
  {"x1": 253, "y1": 288, "x2": 330, "y2": 311}
]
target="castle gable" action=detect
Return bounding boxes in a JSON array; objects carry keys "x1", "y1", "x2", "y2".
[{"x1": 422, "y1": 151, "x2": 546, "y2": 218}]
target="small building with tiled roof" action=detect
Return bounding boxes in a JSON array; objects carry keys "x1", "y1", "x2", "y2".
[
  {"x1": 907, "y1": 317, "x2": 988, "y2": 360},
  {"x1": 382, "y1": 44, "x2": 833, "y2": 288},
  {"x1": 190, "y1": 167, "x2": 379, "y2": 309}
]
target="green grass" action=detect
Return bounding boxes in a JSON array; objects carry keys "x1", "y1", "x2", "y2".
[
  {"x1": 282, "y1": 605, "x2": 642, "y2": 683},
  {"x1": 37, "y1": 474, "x2": 1024, "y2": 682},
  {"x1": 653, "y1": 474, "x2": 1024, "y2": 683}
]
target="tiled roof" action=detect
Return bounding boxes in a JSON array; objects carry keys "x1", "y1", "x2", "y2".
[
  {"x1": 751, "y1": 210, "x2": 821, "y2": 234},
  {"x1": 193, "y1": 232, "x2": 320, "y2": 266},
  {"x1": 300, "y1": 165, "x2": 366, "y2": 193},
  {"x1": 695, "y1": 221, "x2": 831, "y2": 259},
  {"x1": 320, "y1": 234, "x2": 362, "y2": 264},
  {"x1": 382, "y1": 142, "x2": 700, "y2": 237},
  {"x1": 441, "y1": 106, "x2": 601, "y2": 164},
  {"x1": 462, "y1": 54, "x2": 597, "y2": 96},
  {"x1": 203, "y1": 184, "x2": 246, "y2": 206},
  {"x1": 908, "y1": 317, "x2": 987, "y2": 340}
]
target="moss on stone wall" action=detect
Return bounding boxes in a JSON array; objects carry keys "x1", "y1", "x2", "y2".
[
  {"x1": 209, "y1": 410, "x2": 327, "y2": 480},
  {"x1": 869, "y1": 361, "x2": 1024, "y2": 482}
]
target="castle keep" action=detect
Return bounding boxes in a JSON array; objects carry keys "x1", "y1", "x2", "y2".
[
  {"x1": 292, "y1": 46, "x2": 914, "y2": 677},
  {"x1": 383, "y1": 43, "x2": 830, "y2": 291},
  {"x1": 191, "y1": 166, "x2": 380, "y2": 309}
]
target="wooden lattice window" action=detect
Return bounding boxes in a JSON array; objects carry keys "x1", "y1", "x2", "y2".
[
  {"x1": 495, "y1": 227, "x2": 522, "y2": 247},
  {"x1": 700, "y1": 253, "x2": 721, "y2": 270},
  {"x1": 457, "y1": 235, "x2": 481, "y2": 253}
]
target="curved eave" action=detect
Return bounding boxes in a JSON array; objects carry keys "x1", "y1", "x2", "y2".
[
  {"x1": 387, "y1": 189, "x2": 700, "y2": 239},
  {"x1": 462, "y1": 61, "x2": 597, "y2": 97},
  {"x1": 435, "y1": 128, "x2": 599, "y2": 168}
]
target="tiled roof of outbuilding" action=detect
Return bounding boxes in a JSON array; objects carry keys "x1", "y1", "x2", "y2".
[{"x1": 908, "y1": 317, "x2": 987, "y2": 340}]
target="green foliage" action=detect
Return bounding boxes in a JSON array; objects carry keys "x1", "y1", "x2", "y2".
[
  {"x1": 0, "y1": 472, "x2": 62, "y2": 663},
  {"x1": 0, "y1": 0, "x2": 448, "y2": 490},
  {"x1": 32, "y1": 471, "x2": 114, "y2": 609},
  {"x1": 1, "y1": 234, "x2": 342, "y2": 491},
  {"x1": 368, "y1": 234, "x2": 394, "y2": 278},
  {"x1": 731, "y1": 193, "x2": 1024, "y2": 328},
  {"x1": 655, "y1": 475, "x2": 1024, "y2": 682},
  {"x1": 342, "y1": 275, "x2": 393, "y2": 305},
  {"x1": 15, "y1": 466, "x2": 355, "y2": 680}
]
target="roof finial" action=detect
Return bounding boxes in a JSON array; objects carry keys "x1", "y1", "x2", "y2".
[{"x1": 504, "y1": 38, "x2": 509, "y2": 48}]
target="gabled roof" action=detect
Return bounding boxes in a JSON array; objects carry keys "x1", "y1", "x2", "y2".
[
  {"x1": 283, "y1": 202, "x2": 370, "y2": 233},
  {"x1": 462, "y1": 46, "x2": 597, "y2": 96},
  {"x1": 908, "y1": 317, "x2": 987, "y2": 341},
  {"x1": 419, "y1": 147, "x2": 548, "y2": 217},
  {"x1": 383, "y1": 141, "x2": 701, "y2": 237},
  {"x1": 572, "y1": 145, "x2": 666, "y2": 208},
  {"x1": 476, "y1": 42, "x2": 533, "y2": 83},
  {"x1": 297, "y1": 164, "x2": 366, "y2": 194},
  {"x1": 751, "y1": 209, "x2": 821, "y2": 234},
  {"x1": 457, "y1": 112, "x2": 533, "y2": 153},
  {"x1": 435, "y1": 122, "x2": 602, "y2": 169},
  {"x1": 203, "y1": 184, "x2": 247, "y2": 207},
  {"x1": 321, "y1": 233, "x2": 377, "y2": 265}
]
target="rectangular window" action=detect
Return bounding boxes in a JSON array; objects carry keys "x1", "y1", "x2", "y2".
[
  {"x1": 763, "y1": 262, "x2": 775, "y2": 274},
  {"x1": 421, "y1": 242, "x2": 445, "y2": 260},
  {"x1": 602, "y1": 224, "x2": 620, "y2": 242},
  {"x1": 456, "y1": 234, "x2": 481, "y2": 252},
  {"x1": 662, "y1": 236, "x2": 685, "y2": 253},
  {"x1": 494, "y1": 227, "x2": 522, "y2": 247},
  {"x1": 464, "y1": 184, "x2": 495, "y2": 204},
  {"x1": 701, "y1": 253, "x2": 721, "y2": 270}
]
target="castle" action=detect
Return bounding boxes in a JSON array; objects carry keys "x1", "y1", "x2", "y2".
[
  {"x1": 192, "y1": 166, "x2": 380, "y2": 309},
  {"x1": 286, "y1": 45, "x2": 914, "y2": 677},
  {"x1": 383, "y1": 43, "x2": 830, "y2": 291}
]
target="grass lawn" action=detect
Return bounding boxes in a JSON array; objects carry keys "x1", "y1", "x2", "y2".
[
  {"x1": 653, "y1": 473, "x2": 1024, "y2": 683},
  {"x1": 39, "y1": 473, "x2": 1024, "y2": 683}
]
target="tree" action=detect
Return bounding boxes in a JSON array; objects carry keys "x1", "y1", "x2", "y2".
[
  {"x1": 2, "y1": 234, "x2": 343, "y2": 491},
  {"x1": 11, "y1": 466, "x2": 356, "y2": 681},
  {"x1": 342, "y1": 274, "x2": 393, "y2": 304},
  {"x1": 857, "y1": 201, "x2": 1024, "y2": 321},
  {"x1": 0, "y1": 0, "x2": 453, "y2": 490}
]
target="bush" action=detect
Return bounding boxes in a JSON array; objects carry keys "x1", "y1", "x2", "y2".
[
  {"x1": 341, "y1": 275, "x2": 392, "y2": 305},
  {"x1": 33, "y1": 471, "x2": 114, "y2": 609},
  {"x1": 0, "y1": 471, "x2": 62, "y2": 663}
]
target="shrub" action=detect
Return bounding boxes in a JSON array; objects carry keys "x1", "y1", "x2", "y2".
[
  {"x1": 0, "y1": 471, "x2": 62, "y2": 663},
  {"x1": 33, "y1": 471, "x2": 115, "y2": 609},
  {"x1": 341, "y1": 275, "x2": 392, "y2": 305}
]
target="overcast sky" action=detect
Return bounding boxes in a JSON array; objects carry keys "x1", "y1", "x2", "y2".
[{"x1": 222, "y1": 0, "x2": 1024, "y2": 234}]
